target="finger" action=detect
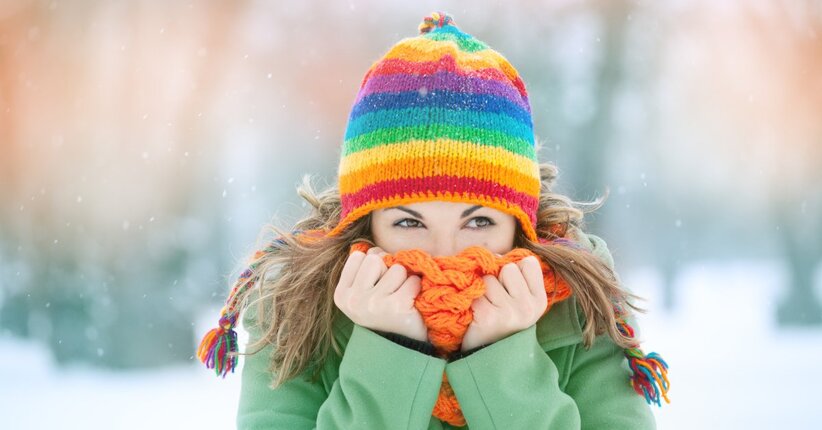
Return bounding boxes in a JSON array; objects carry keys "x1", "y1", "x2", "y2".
[
  {"x1": 351, "y1": 253, "x2": 387, "y2": 291},
  {"x1": 373, "y1": 264, "x2": 408, "y2": 296},
  {"x1": 392, "y1": 275, "x2": 421, "y2": 300},
  {"x1": 333, "y1": 275, "x2": 348, "y2": 307},
  {"x1": 338, "y1": 251, "x2": 367, "y2": 289},
  {"x1": 518, "y1": 256, "x2": 546, "y2": 298},
  {"x1": 470, "y1": 295, "x2": 495, "y2": 320},
  {"x1": 481, "y1": 275, "x2": 507, "y2": 307},
  {"x1": 499, "y1": 262, "x2": 529, "y2": 299},
  {"x1": 367, "y1": 246, "x2": 387, "y2": 256}
]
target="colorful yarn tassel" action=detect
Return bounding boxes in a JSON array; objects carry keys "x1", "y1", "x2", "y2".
[
  {"x1": 618, "y1": 318, "x2": 670, "y2": 406},
  {"x1": 197, "y1": 313, "x2": 239, "y2": 377}
]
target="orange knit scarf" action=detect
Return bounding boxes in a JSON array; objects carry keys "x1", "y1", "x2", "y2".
[{"x1": 350, "y1": 242, "x2": 572, "y2": 427}]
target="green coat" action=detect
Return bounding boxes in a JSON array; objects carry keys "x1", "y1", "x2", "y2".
[{"x1": 237, "y1": 231, "x2": 656, "y2": 429}]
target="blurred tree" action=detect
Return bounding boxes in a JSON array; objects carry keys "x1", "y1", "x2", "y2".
[
  {"x1": 565, "y1": 0, "x2": 632, "y2": 237},
  {"x1": 93, "y1": 0, "x2": 251, "y2": 367},
  {"x1": 0, "y1": 0, "x2": 43, "y2": 342},
  {"x1": 0, "y1": 0, "x2": 252, "y2": 367},
  {"x1": 739, "y1": 2, "x2": 822, "y2": 326},
  {"x1": 626, "y1": 8, "x2": 685, "y2": 312}
]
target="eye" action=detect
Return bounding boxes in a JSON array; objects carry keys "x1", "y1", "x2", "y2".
[
  {"x1": 466, "y1": 217, "x2": 495, "y2": 229},
  {"x1": 394, "y1": 218, "x2": 424, "y2": 229}
]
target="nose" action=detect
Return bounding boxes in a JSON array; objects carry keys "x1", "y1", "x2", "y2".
[{"x1": 430, "y1": 231, "x2": 459, "y2": 257}]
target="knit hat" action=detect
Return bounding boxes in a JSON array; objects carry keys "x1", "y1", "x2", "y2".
[{"x1": 327, "y1": 11, "x2": 542, "y2": 241}]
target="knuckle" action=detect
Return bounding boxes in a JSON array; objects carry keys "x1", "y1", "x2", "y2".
[
  {"x1": 358, "y1": 257, "x2": 382, "y2": 275},
  {"x1": 342, "y1": 294, "x2": 353, "y2": 310},
  {"x1": 347, "y1": 251, "x2": 365, "y2": 265},
  {"x1": 390, "y1": 263, "x2": 407, "y2": 277},
  {"x1": 366, "y1": 296, "x2": 383, "y2": 314},
  {"x1": 500, "y1": 263, "x2": 518, "y2": 278},
  {"x1": 519, "y1": 302, "x2": 535, "y2": 317},
  {"x1": 390, "y1": 298, "x2": 407, "y2": 315}
]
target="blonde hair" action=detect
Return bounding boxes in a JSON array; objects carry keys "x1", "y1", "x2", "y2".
[{"x1": 240, "y1": 162, "x2": 641, "y2": 387}]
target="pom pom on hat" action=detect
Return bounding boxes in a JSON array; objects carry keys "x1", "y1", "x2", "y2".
[{"x1": 418, "y1": 12, "x2": 456, "y2": 34}]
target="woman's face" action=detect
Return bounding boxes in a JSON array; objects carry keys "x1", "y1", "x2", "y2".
[{"x1": 370, "y1": 201, "x2": 518, "y2": 257}]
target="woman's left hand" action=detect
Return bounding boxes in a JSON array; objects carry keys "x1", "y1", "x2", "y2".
[{"x1": 460, "y1": 255, "x2": 548, "y2": 352}]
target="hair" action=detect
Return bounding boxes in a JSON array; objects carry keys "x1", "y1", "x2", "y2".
[{"x1": 239, "y1": 162, "x2": 643, "y2": 387}]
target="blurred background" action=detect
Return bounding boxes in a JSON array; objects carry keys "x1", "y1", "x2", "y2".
[{"x1": 1, "y1": 0, "x2": 820, "y2": 428}]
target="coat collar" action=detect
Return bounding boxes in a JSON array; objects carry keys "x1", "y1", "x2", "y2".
[{"x1": 536, "y1": 295, "x2": 584, "y2": 351}]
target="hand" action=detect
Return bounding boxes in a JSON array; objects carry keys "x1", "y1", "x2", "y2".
[
  {"x1": 333, "y1": 246, "x2": 429, "y2": 342},
  {"x1": 461, "y1": 255, "x2": 548, "y2": 352}
]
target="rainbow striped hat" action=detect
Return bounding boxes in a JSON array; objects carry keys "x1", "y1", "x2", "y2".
[{"x1": 326, "y1": 12, "x2": 541, "y2": 241}]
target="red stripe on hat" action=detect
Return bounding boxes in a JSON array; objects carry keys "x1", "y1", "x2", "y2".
[{"x1": 341, "y1": 175, "x2": 538, "y2": 225}]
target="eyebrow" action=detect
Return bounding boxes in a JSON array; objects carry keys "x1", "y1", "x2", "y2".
[{"x1": 387, "y1": 205, "x2": 483, "y2": 220}]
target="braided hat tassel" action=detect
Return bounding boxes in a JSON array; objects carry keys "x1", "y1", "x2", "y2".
[
  {"x1": 618, "y1": 318, "x2": 670, "y2": 406},
  {"x1": 196, "y1": 263, "x2": 259, "y2": 377},
  {"x1": 197, "y1": 229, "x2": 327, "y2": 376},
  {"x1": 540, "y1": 230, "x2": 671, "y2": 407}
]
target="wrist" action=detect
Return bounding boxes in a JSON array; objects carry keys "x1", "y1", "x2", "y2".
[
  {"x1": 451, "y1": 343, "x2": 490, "y2": 361},
  {"x1": 375, "y1": 330, "x2": 438, "y2": 357}
]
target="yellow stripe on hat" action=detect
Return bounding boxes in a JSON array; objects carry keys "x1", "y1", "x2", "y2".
[
  {"x1": 339, "y1": 139, "x2": 539, "y2": 180},
  {"x1": 338, "y1": 154, "x2": 540, "y2": 197}
]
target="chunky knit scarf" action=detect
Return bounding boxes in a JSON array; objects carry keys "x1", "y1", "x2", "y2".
[{"x1": 349, "y1": 241, "x2": 571, "y2": 426}]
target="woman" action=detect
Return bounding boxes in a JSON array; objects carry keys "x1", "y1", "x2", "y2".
[{"x1": 198, "y1": 12, "x2": 668, "y2": 429}]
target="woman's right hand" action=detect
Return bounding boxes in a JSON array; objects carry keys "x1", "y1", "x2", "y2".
[{"x1": 333, "y1": 247, "x2": 429, "y2": 343}]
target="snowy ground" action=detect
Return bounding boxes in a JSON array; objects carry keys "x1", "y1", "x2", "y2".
[
  {"x1": 3, "y1": 260, "x2": 821, "y2": 429},
  {"x1": 635, "y1": 261, "x2": 822, "y2": 429}
]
